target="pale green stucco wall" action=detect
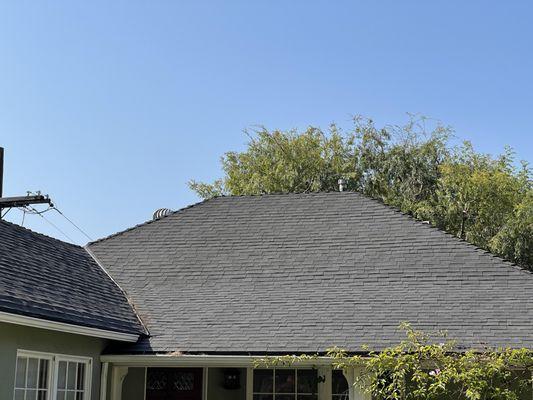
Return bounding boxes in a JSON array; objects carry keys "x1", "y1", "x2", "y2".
[{"x1": 0, "y1": 321, "x2": 109, "y2": 400}]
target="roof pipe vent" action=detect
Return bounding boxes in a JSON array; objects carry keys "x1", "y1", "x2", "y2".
[
  {"x1": 153, "y1": 208, "x2": 173, "y2": 220},
  {"x1": 338, "y1": 178, "x2": 346, "y2": 192}
]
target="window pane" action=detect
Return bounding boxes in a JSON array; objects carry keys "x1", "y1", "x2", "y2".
[
  {"x1": 27, "y1": 358, "x2": 39, "y2": 388},
  {"x1": 275, "y1": 370, "x2": 295, "y2": 393},
  {"x1": 254, "y1": 395, "x2": 273, "y2": 400},
  {"x1": 67, "y1": 362, "x2": 77, "y2": 390},
  {"x1": 26, "y1": 389, "x2": 37, "y2": 400},
  {"x1": 56, "y1": 390, "x2": 66, "y2": 400},
  {"x1": 14, "y1": 389, "x2": 25, "y2": 400},
  {"x1": 15, "y1": 357, "x2": 27, "y2": 388},
  {"x1": 254, "y1": 369, "x2": 273, "y2": 393},
  {"x1": 332, "y1": 370, "x2": 348, "y2": 396},
  {"x1": 297, "y1": 370, "x2": 317, "y2": 394},
  {"x1": 38, "y1": 360, "x2": 49, "y2": 389},
  {"x1": 276, "y1": 395, "x2": 295, "y2": 400},
  {"x1": 66, "y1": 391, "x2": 75, "y2": 400},
  {"x1": 76, "y1": 363, "x2": 85, "y2": 390},
  {"x1": 58, "y1": 361, "x2": 67, "y2": 389},
  {"x1": 75, "y1": 392, "x2": 84, "y2": 400},
  {"x1": 37, "y1": 390, "x2": 48, "y2": 400}
]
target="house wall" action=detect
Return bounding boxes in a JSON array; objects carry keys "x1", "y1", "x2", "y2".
[
  {"x1": 0, "y1": 321, "x2": 109, "y2": 400},
  {"x1": 122, "y1": 367, "x2": 146, "y2": 400}
]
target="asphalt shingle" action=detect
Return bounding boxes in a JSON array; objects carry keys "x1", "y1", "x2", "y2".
[
  {"x1": 88, "y1": 192, "x2": 533, "y2": 353},
  {"x1": 0, "y1": 219, "x2": 145, "y2": 335}
]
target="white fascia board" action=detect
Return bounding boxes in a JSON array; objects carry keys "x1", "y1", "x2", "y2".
[
  {"x1": 0, "y1": 311, "x2": 139, "y2": 342},
  {"x1": 100, "y1": 354, "x2": 335, "y2": 367}
]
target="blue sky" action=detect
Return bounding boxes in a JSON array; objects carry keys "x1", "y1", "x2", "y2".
[{"x1": 1, "y1": 1, "x2": 532, "y2": 244}]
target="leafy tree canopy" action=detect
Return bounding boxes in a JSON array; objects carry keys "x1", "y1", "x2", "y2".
[{"x1": 189, "y1": 116, "x2": 532, "y2": 269}]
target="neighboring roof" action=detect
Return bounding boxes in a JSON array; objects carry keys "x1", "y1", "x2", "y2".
[
  {"x1": 0, "y1": 219, "x2": 145, "y2": 337},
  {"x1": 88, "y1": 192, "x2": 533, "y2": 354}
]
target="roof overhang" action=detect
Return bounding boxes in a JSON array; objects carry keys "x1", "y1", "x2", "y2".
[
  {"x1": 100, "y1": 354, "x2": 336, "y2": 367},
  {"x1": 0, "y1": 311, "x2": 139, "y2": 342}
]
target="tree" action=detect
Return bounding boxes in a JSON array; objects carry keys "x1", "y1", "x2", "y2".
[
  {"x1": 190, "y1": 125, "x2": 360, "y2": 196},
  {"x1": 489, "y1": 190, "x2": 533, "y2": 267},
  {"x1": 426, "y1": 144, "x2": 530, "y2": 247},
  {"x1": 189, "y1": 116, "x2": 450, "y2": 202},
  {"x1": 188, "y1": 116, "x2": 532, "y2": 269}
]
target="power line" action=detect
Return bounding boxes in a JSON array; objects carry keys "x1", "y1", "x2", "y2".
[
  {"x1": 52, "y1": 207, "x2": 93, "y2": 241},
  {"x1": 1, "y1": 207, "x2": 12, "y2": 219},
  {"x1": 25, "y1": 205, "x2": 76, "y2": 243}
]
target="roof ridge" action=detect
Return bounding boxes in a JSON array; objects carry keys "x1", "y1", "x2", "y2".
[
  {"x1": 352, "y1": 191, "x2": 533, "y2": 276},
  {"x1": 0, "y1": 217, "x2": 82, "y2": 249},
  {"x1": 84, "y1": 246, "x2": 149, "y2": 336},
  {"x1": 88, "y1": 191, "x2": 342, "y2": 245},
  {"x1": 88, "y1": 191, "x2": 532, "y2": 275},
  {"x1": 88, "y1": 195, "x2": 217, "y2": 245}
]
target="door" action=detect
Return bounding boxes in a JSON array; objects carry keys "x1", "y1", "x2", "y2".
[{"x1": 146, "y1": 368, "x2": 203, "y2": 400}]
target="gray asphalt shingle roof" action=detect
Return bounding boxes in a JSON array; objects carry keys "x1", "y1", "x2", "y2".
[
  {"x1": 88, "y1": 192, "x2": 533, "y2": 354},
  {"x1": 0, "y1": 219, "x2": 145, "y2": 336}
]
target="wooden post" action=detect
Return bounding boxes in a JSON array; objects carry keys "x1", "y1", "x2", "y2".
[
  {"x1": 343, "y1": 367, "x2": 370, "y2": 400},
  {"x1": 110, "y1": 366, "x2": 129, "y2": 400},
  {"x1": 246, "y1": 368, "x2": 254, "y2": 400},
  {"x1": 317, "y1": 366, "x2": 332, "y2": 400},
  {"x1": 100, "y1": 362, "x2": 109, "y2": 400}
]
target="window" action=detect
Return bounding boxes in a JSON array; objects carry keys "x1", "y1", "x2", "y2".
[
  {"x1": 253, "y1": 369, "x2": 317, "y2": 400},
  {"x1": 13, "y1": 353, "x2": 52, "y2": 400},
  {"x1": 55, "y1": 358, "x2": 90, "y2": 400},
  {"x1": 13, "y1": 351, "x2": 91, "y2": 400},
  {"x1": 332, "y1": 370, "x2": 349, "y2": 400}
]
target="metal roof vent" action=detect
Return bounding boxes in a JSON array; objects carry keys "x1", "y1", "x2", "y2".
[
  {"x1": 338, "y1": 178, "x2": 346, "y2": 192},
  {"x1": 153, "y1": 208, "x2": 173, "y2": 220}
]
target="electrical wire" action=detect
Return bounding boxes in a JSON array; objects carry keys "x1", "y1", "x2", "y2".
[
  {"x1": 52, "y1": 207, "x2": 93, "y2": 241},
  {"x1": 1, "y1": 207, "x2": 12, "y2": 218},
  {"x1": 20, "y1": 206, "x2": 54, "y2": 215},
  {"x1": 25, "y1": 205, "x2": 76, "y2": 243}
]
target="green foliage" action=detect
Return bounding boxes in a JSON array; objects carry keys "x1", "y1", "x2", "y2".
[
  {"x1": 428, "y1": 145, "x2": 530, "y2": 245},
  {"x1": 191, "y1": 125, "x2": 360, "y2": 195},
  {"x1": 489, "y1": 190, "x2": 533, "y2": 267},
  {"x1": 188, "y1": 115, "x2": 532, "y2": 269},
  {"x1": 257, "y1": 324, "x2": 533, "y2": 400}
]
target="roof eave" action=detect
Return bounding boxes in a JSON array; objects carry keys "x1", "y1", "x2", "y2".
[{"x1": 0, "y1": 310, "x2": 140, "y2": 342}]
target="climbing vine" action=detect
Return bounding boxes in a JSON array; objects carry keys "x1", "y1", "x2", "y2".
[{"x1": 255, "y1": 323, "x2": 533, "y2": 400}]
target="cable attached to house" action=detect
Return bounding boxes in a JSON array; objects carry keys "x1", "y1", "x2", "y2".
[
  {"x1": 1, "y1": 207, "x2": 12, "y2": 219},
  {"x1": 52, "y1": 206, "x2": 93, "y2": 241},
  {"x1": 25, "y1": 205, "x2": 76, "y2": 243}
]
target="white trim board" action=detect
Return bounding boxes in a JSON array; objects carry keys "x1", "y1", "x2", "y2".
[
  {"x1": 101, "y1": 354, "x2": 337, "y2": 367},
  {"x1": 0, "y1": 311, "x2": 139, "y2": 342}
]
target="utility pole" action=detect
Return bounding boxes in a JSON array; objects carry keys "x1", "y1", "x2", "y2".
[
  {"x1": 0, "y1": 147, "x2": 53, "y2": 219},
  {"x1": 0, "y1": 146, "x2": 3, "y2": 200}
]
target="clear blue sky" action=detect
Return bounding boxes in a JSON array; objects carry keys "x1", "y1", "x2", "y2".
[{"x1": 1, "y1": 1, "x2": 532, "y2": 244}]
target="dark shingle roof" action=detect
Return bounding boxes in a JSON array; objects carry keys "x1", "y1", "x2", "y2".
[
  {"x1": 0, "y1": 219, "x2": 145, "y2": 336},
  {"x1": 88, "y1": 192, "x2": 533, "y2": 353}
]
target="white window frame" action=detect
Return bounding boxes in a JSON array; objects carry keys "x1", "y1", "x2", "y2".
[
  {"x1": 14, "y1": 350, "x2": 55, "y2": 400},
  {"x1": 252, "y1": 368, "x2": 319, "y2": 400},
  {"x1": 13, "y1": 350, "x2": 92, "y2": 400}
]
